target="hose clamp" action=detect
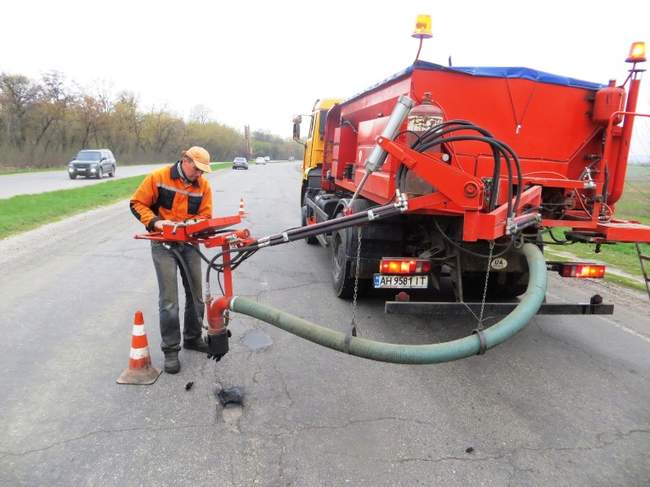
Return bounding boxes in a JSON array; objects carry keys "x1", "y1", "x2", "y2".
[
  {"x1": 472, "y1": 329, "x2": 488, "y2": 355},
  {"x1": 257, "y1": 236, "x2": 271, "y2": 248},
  {"x1": 367, "y1": 210, "x2": 376, "y2": 221},
  {"x1": 343, "y1": 326, "x2": 357, "y2": 354},
  {"x1": 282, "y1": 232, "x2": 289, "y2": 242},
  {"x1": 394, "y1": 189, "x2": 409, "y2": 212}
]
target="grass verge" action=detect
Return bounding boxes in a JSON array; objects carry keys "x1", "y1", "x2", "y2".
[
  {"x1": 543, "y1": 233, "x2": 649, "y2": 277},
  {"x1": 0, "y1": 162, "x2": 230, "y2": 239},
  {"x1": 0, "y1": 161, "x2": 231, "y2": 175}
]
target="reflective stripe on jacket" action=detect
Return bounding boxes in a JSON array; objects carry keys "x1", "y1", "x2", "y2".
[{"x1": 130, "y1": 162, "x2": 213, "y2": 231}]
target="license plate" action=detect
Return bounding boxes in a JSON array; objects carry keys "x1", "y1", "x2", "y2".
[
  {"x1": 77, "y1": 168, "x2": 86, "y2": 172},
  {"x1": 373, "y1": 274, "x2": 428, "y2": 289}
]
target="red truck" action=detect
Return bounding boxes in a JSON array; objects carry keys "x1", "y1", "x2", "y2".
[{"x1": 293, "y1": 42, "x2": 650, "y2": 315}]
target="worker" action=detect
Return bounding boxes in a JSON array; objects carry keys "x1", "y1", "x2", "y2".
[{"x1": 130, "y1": 146, "x2": 213, "y2": 374}]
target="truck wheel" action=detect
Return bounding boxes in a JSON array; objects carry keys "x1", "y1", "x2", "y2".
[
  {"x1": 331, "y1": 227, "x2": 355, "y2": 298},
  {"x1": 301, "y1": 204, "x2": 318, "y2": 245}
]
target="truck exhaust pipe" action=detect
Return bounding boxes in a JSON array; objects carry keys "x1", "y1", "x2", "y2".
[{"x1": 226, "y1": 243, "x2": 546, "y2": 364}]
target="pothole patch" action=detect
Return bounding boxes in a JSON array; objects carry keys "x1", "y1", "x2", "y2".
[{"x1": 241, "y1": 329, "x2": 273, "y2": 351}]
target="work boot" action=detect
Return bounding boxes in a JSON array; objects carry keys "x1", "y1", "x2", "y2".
[
  {"x1": 183, "y1": 337, "x2": 209, "y2": 354},
  {"x1": 164, "y1": 351, "x2": 180, "y2": 374}
]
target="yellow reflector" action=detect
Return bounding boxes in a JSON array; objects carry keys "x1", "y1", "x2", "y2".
[
  {"x1": 412, "y1": 14, "x2": 432, "y2": 39},
  {"x1": 626, "y1": 41, "x2": 646, "y2": 63}
]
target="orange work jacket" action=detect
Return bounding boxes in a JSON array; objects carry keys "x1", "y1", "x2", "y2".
[{"x1": 130, "y1": 162, "x2": 212, "y2": 231}]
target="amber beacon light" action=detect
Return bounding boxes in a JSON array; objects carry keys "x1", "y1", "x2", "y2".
[
  {"x1": 626, "y1": 41, "x2": 646, "y2": 63},
  {"x1": 412, "y1": 14, "x2": 432, "y2": 39}
]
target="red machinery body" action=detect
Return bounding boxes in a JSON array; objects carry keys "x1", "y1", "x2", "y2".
[{"x1": 320, "y1": 61, "x2": 649, "y2": 243}]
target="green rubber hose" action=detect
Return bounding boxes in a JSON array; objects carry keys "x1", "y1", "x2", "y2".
[{"x1": 229, "y1": 243, "x2": 546, "y2": 364}]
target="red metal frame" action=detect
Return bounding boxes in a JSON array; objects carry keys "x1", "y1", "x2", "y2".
[{"x1": 377, "y1": 137, "x2": 543, "y2": 241}]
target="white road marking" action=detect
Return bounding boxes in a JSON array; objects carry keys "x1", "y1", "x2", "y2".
[{"x1": 547, "y1": 291, "x2": 650, "y2": 344}]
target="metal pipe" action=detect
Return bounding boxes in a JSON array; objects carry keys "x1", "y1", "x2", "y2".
[
  {"x1": 610, "y1": 76, "x2": 642, "y2": 204},
  {"x1": 365, "y1": 95, "x2": 415, "y2": 172},
  {"x1": 348, "y1": 95, "x2": 414, "y2": 210},
  {"x1": 228, "y1": 243, "x2": 546, "y2": 364}
]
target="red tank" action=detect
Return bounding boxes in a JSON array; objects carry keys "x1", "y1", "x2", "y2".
[{"x1": 592, "y1": 80, "x2": 625, "y2": 125}]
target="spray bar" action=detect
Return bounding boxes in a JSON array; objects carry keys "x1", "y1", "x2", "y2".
[{"x1": 254, "y1": 200, "x2": 407, "y2": 249}]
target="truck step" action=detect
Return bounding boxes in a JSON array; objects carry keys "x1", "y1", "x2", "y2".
[{"x1": 385, "y1": 301, "x2": 614, "y2": 317}]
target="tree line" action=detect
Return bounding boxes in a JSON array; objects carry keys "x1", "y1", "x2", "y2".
[{"x1": 0, "y1": 71, "x2": 301, "y2": 169}]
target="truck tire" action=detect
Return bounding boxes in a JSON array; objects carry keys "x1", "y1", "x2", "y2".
[
  {"x1": 331, "y1": 227, "x2": 355, "y2": 298},
  {"x1": 331, "y1": 213, "x2": 370, "y2": 299}
]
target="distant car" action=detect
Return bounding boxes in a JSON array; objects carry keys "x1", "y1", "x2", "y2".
[
  {"x1": 232, "y1": 157, "x2": 249, "y2": 170},
  {"x1": 68, "y1": 149, "x2": 116, "y2": 179},
  {"x1": 264, "y1": 156, "x2": 270, "y2": 162},
  {"x1": 255, "y1": 156, "x2": 266, "y2": 165}
]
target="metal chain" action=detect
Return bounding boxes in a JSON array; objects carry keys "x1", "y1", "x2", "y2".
[
  {"x1": 350, "y1": 226, "x2": 363, "y2": 336},
  {"x1": 477, "y1": 240, "x2": 495, "y2": 330}
]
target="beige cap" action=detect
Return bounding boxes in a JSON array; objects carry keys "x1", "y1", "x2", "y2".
[{"x1": 183, "y1": 146, "x2": 212, "y2": 173}]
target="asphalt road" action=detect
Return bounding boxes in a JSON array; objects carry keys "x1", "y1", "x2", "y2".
[
  {"x1": 0, "y1": 164, "x2": 167, "y2": 199},
  {"x1": 1, "y1": 162, "x2": 649, "y2": 486}
]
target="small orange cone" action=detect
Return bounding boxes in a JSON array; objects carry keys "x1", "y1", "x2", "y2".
[
  {"x1": 238, "y1": 197, "x2": 246, "y2": 218},
  {"x1": 116, "y1": 311, "x2": 161, "y2": 385}
]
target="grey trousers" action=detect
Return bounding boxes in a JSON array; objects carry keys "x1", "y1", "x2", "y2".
[{"x1": 151, "y1": 242, "x2": 204, "y2": 352}]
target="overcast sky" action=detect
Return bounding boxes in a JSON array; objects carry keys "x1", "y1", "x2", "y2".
[{"x1": 2, "y1": 0, "x2": 649, "y2": 138}]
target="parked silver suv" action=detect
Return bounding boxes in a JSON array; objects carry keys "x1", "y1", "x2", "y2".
[{"x1": 68, "y1": 149, "x2": 116, "y2": 179}]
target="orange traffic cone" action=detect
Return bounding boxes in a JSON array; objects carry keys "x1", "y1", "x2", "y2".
[
  {"x1": 116, "y1": 311, "x2": 161, "y2": 385},
  {"x1": 238, "y1": 197, "x2": 246, "y2": 218}
]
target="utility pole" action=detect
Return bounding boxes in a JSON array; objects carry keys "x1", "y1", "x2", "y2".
[{"x1": 244, "y1": 125, "x2": 251, "y2": 160}]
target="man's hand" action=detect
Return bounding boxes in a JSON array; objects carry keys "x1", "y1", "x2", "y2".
[{"x1": 153, "y1": 219, "x2": 174, "y2": 231}]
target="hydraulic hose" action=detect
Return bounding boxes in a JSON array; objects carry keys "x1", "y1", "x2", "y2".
[
  {"x1": 169, "y1": 244, "x2": 204, "y2": 306},
  {"x1": 206, "y1": 200, "x2": 406, "y2": 284},
  {"x1": 228, "y1": 243, "x2": 546, "y2": 364}
]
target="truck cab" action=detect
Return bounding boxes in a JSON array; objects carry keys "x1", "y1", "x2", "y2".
[{"x1": 293, "y1": 98, "x2": 341, "y2": 198}]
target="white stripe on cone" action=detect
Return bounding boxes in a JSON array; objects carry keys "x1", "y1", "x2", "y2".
[
  {"x1": 132, "y1": 324, "x2": 146, "y2": 336},
  {"x1": 130, "y1": 347, "x2": 150, "y2": 360}
]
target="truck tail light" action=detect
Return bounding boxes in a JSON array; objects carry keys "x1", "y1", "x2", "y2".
[
  {"x1": 558, "y1": 263, "x2": 606, "y2": 278},
  {"x1": 380, "y1": 258, "x2": 431, "y2": 274}
]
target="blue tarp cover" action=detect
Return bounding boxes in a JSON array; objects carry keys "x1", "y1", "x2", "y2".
[
  {"x1": 343, "y1": 61, "x2": 603, "y2": 104},
  {"x1": 421, "y1": 61, "x2": 603, "y2": 90}
]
